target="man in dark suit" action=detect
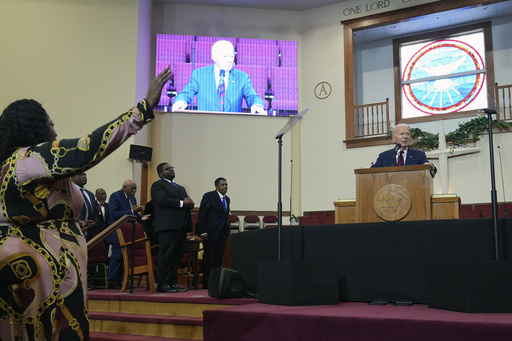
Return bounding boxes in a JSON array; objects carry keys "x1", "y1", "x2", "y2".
[
  {"x1": 71, "y1": 172, "x2": 100, "y2": 241},
  {"x1": 94, "y1": 188, "x2": 110, "y2": 234},
  {"x1": 197, "y1": 177, "x2": 230, "y2": 289},
  {"x1": 151, "y1": 163, "x2": 194, "y2": 293},
  {"x1": 172, "y1": 40, "x2": 265, "y2": 113},
  {"x1": 371, "y1": 123, "x2": 437, "y2": 175},
  {"x1": 106, "y1": 179, "x2": 146, "y2": 289}
]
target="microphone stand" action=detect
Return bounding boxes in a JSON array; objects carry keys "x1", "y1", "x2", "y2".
[
  {"x1": 273, "y1": 109, "x2": 309, "y2": 262},
  {"x1": 276, "y1": 133, "x2": 283, "y2": 261},
  {"x1": 484, "y1": 110, "x2": 500, "y2": 260}
]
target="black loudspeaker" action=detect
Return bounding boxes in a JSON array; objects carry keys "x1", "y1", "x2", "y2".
[
  {"x1": 428, "y1": 260, "x2": 512, "y2": 313},
  {"x1": 257, "y1": 261, "x2": 339, "y2": 306},
  {"x1": 208, "y1": 268, "x2": 246, "y2": 299},
  {"x1": 129, "y1": 144, "x2": 153, "y2": 162}
]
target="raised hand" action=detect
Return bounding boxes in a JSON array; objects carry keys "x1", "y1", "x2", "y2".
[{"x1": 146, "y1": 66, "x2": 172, "y2": 109}]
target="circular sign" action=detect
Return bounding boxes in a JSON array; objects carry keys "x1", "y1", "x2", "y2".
[
  {"x1": 373, "y1": 184, "x2": 412, "y2": 222},
  {"x1": 314, "y1": 82, "x2": 332, "y2": 99},
  {"x1": 402, "y1": 39, "x2": 486, "y2": 115}
]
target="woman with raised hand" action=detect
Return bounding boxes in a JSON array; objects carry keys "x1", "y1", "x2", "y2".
[{"x1": 0, "y1": 66, "x2": 171, "y2": 340}]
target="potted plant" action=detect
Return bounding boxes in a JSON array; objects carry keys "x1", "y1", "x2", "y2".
[{"x1": 289, "y1": 214, "x2": 300, "y2": 225}]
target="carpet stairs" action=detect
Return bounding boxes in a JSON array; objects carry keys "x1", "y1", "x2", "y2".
[{"x1": 87, "y1": 288, "x2": 250, "y2": 341}]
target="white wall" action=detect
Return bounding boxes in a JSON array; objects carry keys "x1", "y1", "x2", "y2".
[{"x1": 0, "y1": 0, "x2": 141, "y2": 200}]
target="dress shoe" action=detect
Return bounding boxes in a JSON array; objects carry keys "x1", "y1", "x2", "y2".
[
  {"x1": 157, "y1": 284, "x2": 177, "y2": 293},
  {"x1": 170, "y1": 283, "x2": 188, "y2": 292},
  {"x1": 108, "y1": 280, "x2": 121, "y2": 290}
]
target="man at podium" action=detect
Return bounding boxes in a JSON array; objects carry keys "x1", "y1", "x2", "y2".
[{"x1": 371, "y1": 124, "x2": 437, "y2": 175}]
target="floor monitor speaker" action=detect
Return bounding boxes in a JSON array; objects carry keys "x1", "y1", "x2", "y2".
[{"x1": 208, "y1": 268, "x2": 246, "y2": 299}]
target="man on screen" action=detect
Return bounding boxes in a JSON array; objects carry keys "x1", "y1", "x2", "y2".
[
  {"x1": 371, "y1": 123, "x2": 437, "y2": 175},
  {"x1": 172, "y1": 40, "x2": 265, "y2": 114}
]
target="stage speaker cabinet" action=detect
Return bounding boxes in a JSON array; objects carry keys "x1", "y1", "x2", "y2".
[
  {"x1": 208, "y1": 268, "x2": 246, "y2": 299},
  {"x1": 129, "y1": 144, "x2": 152, "y2": 162},
  {"x1": 428, "y1": 260, "x2": 512, "y2": 313},
  {"x1": 257, "y1": 261, "x2": 339, "y2": 306}
]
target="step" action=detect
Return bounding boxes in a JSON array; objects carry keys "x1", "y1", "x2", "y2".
[
  {"x1": 90, "y1": 312, "x2": 203, "y2": 339},
  {"x1": 90, "y1": 331, "x2": 196, "y2": 341},
  {"x1": 88, "y1": 288, "x2": 255, "y2": 340}
]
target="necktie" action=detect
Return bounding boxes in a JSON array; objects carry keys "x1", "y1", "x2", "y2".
[
  {"x1": 218, "y1": 69, "x2": 225, "y2": 111},
  {"x1": 127, "y1": 196, "x2": 133, "y2": 209},
  {"x1": 221, "y1": 196, "x2": 227, "y2": 226},
  {"x1": 80, "y1": 188, "x2": 93, "y2": 219},
  {"x1": 171, "y1": 181, "x2": 178, "y2": 188},
  {"x1": 398, "y1": 150, "x2": 404, "y2": 166}
]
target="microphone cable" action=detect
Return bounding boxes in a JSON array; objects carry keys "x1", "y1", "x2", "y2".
[{"x1": 498, "y1": 146, "x2": 508, "y2": 217}]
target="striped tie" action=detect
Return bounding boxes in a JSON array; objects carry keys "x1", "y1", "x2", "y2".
[
  {"x1": 398, "y1": 150, "x2": 404, "y2": 166},
  {"x1": 218, "y1": 69, "x2": 225, "y2": 111}
]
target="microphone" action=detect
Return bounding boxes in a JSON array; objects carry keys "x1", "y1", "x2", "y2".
[
  {"x1": 393, "y1": 143, "x2": 401, "y2": 166},
  {"x1": 394, "y1": 143, "x2": 401, "y2": 153}
]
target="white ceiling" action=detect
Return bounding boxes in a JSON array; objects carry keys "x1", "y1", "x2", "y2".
[
  {"x1": 156, "y1": 0, "x2": 512, "y2": 43},
  {"x1": 354, "y1": 0, "x2": 512, "y2": 44}
]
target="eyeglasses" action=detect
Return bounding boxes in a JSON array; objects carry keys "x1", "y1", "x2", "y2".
[{"x1": 163, "y1": 166, "x2": 175, "y2": 171}]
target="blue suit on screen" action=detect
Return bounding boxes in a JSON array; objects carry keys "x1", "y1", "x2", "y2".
[{"x1": 174, "y1": 65, "x2": 264, "y2": 112}]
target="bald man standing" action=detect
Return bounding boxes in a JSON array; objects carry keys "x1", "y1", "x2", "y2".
[{"x1": 106, "y1": 179, "x2": 146, "y2": 289}]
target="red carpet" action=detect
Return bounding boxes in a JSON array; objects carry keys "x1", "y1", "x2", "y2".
[
  {"x1": 89, "y1": 288, "x2": 512, "y2": 340},
  {"x1": 203, "y1": 301, "x2": 512, "y2": 341}
]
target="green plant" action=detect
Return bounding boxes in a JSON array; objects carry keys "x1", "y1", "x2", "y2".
[
  {"x1": 409, "y1": 128, "x2": 439, "y2": 151},
  {"x1": 290, "y1": 214, "x2": 300, "y2": 223},
  {"x1": 445, "y1": 116, "x2": 509, "y2": 146},
  {"x1": 388, "y1": 117, "x2": 510, "y2": 152}
]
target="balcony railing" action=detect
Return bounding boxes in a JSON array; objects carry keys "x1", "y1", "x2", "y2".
[
  {"x1": 354, "y1": 98, "x2": 390, "y2": 138},
  {"x1": 495, "y1": 82, "x2": 512, "y2": 121}
]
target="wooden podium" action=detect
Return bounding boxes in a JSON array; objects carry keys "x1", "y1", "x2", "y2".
[{"x1": 334, "y1": 165, "x2": 459, "y2": 224}]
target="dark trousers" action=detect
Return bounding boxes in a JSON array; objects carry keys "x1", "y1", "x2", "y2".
[
  {"x1": 202, "y1": 235, "x2": 228, "y2": 286},
  {"x1": 156, "y1": 229, "x2": 187, "y2": 285},
  {"x1": 108, "y1": 243, "x2": 122, "y2": 281}
]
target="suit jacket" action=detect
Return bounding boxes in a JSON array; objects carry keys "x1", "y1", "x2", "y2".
[
  {"x1": 77, "y1": 187, "x2": 101, "y2": 238},
  {"x1": 197, "y1": 190, "x2": 230, "y2": 242},
  {"x1": 97, "y1": 201, "x2": 110, "y2": 233},
  {"x1": 78, "y1": 187, "x2": 99, "y2": 222},
  {"x1": 175, "y1": 65, "x2": 264, "y2": 112},
  {"x1": 150, "y1": 179, "x2": 192, "y2": 234},
  {"x1": 371, "y1": 147, "x2": 433, "y2": 168},
  {"x1": 106, "y1": 189, "x2": 138, "y2": 244}
]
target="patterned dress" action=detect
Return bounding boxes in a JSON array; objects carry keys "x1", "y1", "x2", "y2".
[{"x1": 0, "y1": 100, "x2": 154, "y2": 340}]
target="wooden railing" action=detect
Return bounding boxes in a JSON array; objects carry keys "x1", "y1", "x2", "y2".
[
  {"x1": 354, "y1": 98, "x2": 390, "y2": 138},
  {"x1": 87, "y1": 214, "x2": 137, "y2": 250},
  {"x1": 495, "y1": 82, "x2": 512, "y2": 121}
]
